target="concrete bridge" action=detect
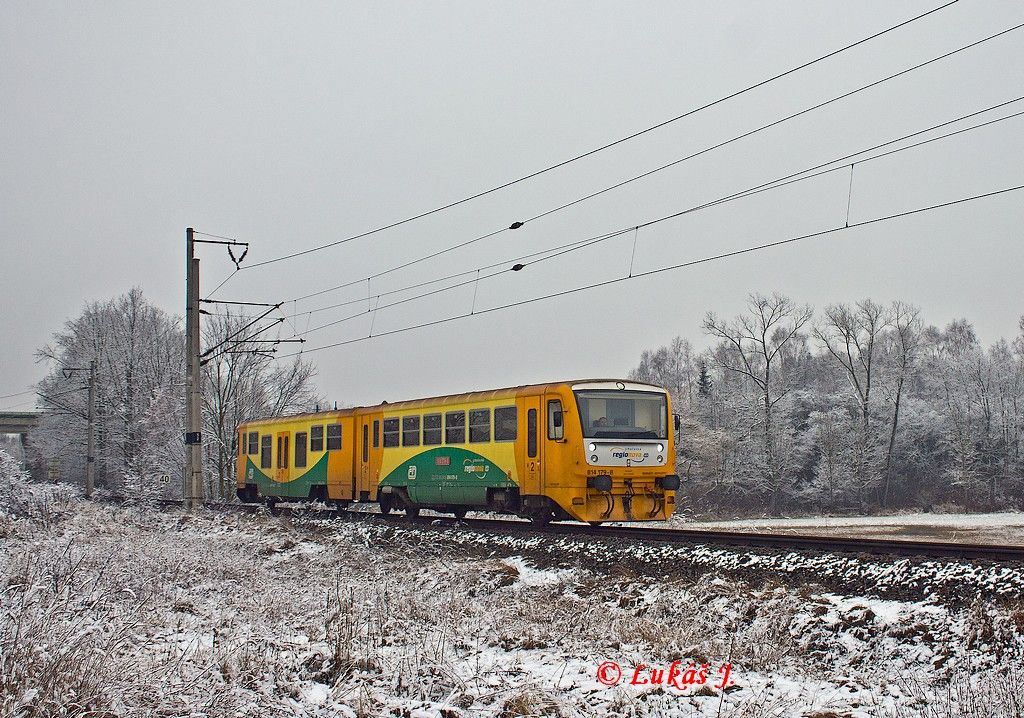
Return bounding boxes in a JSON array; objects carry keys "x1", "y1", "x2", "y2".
[
  {"x1": 0, "y1": 411, "x2": 42, "y2": 435},
  {"x1": 1, "y1": 412, "x2": 42, "y2": 463}
]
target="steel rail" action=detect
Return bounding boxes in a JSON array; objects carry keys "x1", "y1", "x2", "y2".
[{"x1": 167, "y1": 500, "x2": 1024, "y2": 563}]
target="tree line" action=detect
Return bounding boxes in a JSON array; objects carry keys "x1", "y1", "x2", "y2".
[
  {"x1": 630, "y1": 293, "x2": 1024, "y2": 516},
  {"x1": 28, "y1": 287, "x2": 1024, "y2": 516},
  {"x1": 30, "y1": 288, "x2": 319, "y2": 500}
]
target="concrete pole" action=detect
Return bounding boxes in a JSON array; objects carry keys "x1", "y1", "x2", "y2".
[
  {"x1": 184, "y1": 228, "x2": 204, "y2": 509},
  {"x1": 85, "y1": 359, "x2": 96, "y2": 498}
]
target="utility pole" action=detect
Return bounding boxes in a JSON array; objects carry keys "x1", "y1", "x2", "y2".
[
  {"x1": 85, "y1": 359, "x2": 96, "y2": 498},
  {"x1": 184, "y1": 228, "x2": 203, "y2": 509},
  {"x1": 184, "y1": 228, "x2": 251, "y2": 510}
]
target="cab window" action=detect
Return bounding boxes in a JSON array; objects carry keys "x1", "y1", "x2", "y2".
[
  {"x1": 247, "y1": 431, "x2": 259, "y2": 454},
  {"x1": 547, "y1": 400, "x2": 564, "y2": 440}
]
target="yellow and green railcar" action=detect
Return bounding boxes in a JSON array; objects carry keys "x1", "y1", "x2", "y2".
[{"x1": 236, "y1": 379, "x2": 680, "y2": 524}]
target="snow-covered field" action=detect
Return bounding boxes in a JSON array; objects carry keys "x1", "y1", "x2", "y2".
[
  {"x1": 2, "y1": 477, "x2": 1023, "y2": 716},
  {"x1": 681, "y1": 512, "x2": 1024, "y2": 545}
]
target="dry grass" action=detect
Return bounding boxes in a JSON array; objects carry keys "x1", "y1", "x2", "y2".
[{"x1": 1, "y1": 476, "x2": 1023, "y2": 717}]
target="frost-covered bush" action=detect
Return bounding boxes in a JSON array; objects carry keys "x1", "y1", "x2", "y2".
[{"x1": 0, "y1": 449, "x2": 77, "y2": 524}]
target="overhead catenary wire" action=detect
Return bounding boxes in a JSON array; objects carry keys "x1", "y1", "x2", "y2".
[
  {"x1": 238, "y1": 1, "x2": 961, "y2": 271},
  {"x1": 0, "y1": 389, "x2": 35, "y2": 400},
  {"x1": 278, "y1": 183, "x2": 1024, "y2": 359},
  {"x1": 288, "y1": 228, "x2": 632, "y2": 321},
  {"x1": 200, "y1": 304, "x2": 283, "y2": 360},
  {"x1": 204, "y1": 269, "x2": 239, "y2": 301},
  {"x1": 282, "y1": 99, "x2": 1024, "y2": 338},
  {"x1": 0, "y1": 397, "x2": 37, "y2": 409},
  {"x1": 279, "y1": 23, "x2": 1024, "y2": 308}
]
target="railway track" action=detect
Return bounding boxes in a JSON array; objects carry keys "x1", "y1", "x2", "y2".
[{"x1": 163, "y1": 500, "x2": 1024, "y2": 563}]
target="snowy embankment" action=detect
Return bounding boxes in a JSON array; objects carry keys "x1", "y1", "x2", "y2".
[
  {"x1": 1, "y1": 477, "x2": 1022, "y2": 715},
  {"x1": 680, "y1": 511, "x2": 1024, "y2": 545}
]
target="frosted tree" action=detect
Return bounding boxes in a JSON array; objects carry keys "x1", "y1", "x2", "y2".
[
  {"x1": 34, "y1": 288, "x2": 185, "y2": 491},
  {"x1": 813, "y1": 299, "x2": 887, "y2": 510},
  {"x1": 803, "y1": 408, "x2": 855, "y2": 508},
  {"x1": 985, "y1": 338, "x2": 1023, "y2": 506},
  {"x1": 202, "y1": 313, "x2": 321, "y2": 499},
  {"x1": 32, "y1": 291, "x2": 323, "y2": 499},
  {"x1": 628, "y1": 336, "x2": 696, "y2": 412},
  {"x1": 703, "y1": 293, "x2": 813, "y2": 512},
  {"x1": 878, "y1": 301, "x2": 922, "y2": 508}
]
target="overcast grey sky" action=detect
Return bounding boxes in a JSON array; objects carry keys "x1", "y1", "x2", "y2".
[{"x1": 2, "y1": 1, "x2": 1023, "y2": 408}]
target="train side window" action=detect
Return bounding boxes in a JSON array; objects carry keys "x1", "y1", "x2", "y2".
[
  {"x1": 445, "y1": 411, "x2": 465, "y2": 444},
  {"x1": 247, "y1": 432, "x2": 259, "y2": 454},
  {"x1": 295, "y1": 432, "x2": 308, "y2": 468},
  {"x1": 260, "y1": 435, "x2": 272, "y2": 469},
  {"x1": 547, "y1": 400, "x2": 564, "y2": 440},
  {"x1": 527, "y1": 409, "x2": 537, "y2": 458},
  {"x1": 373, "y1": 420, "x2": 380, "y2": 448},
  {"x1": 326, "y1": 423, "x2": 342, "y2": 451},
  {"x1": 423, "y1": 413, "x2": 442, "y2": 445},
  {"x1": 494, "y1": 406, "x2": 517, "y2": 441},
  {"x1": 362, "y1": 424, "x2": 369, "y2": 462},
  {"x1": 402, "y1": 416, "x2": 421, "y2": 447},
  {"x1": 310, "y1": 425, "x2": 324, "y2": 452},
  {"x1": 469, "y1": 408, "x2": 490, "y2": 443},
  {"x1": 383, "y1": 418, "x2": 400, "y2": 447}
]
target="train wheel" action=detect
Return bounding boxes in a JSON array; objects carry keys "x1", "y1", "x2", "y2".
[
  {"x1": 452, "y1": 506, "x2": 468, "y2": 519},
  {"x1": 588, "y1": 521, "x2": 604, "y2": 527},
  {"x1": 266, "y1": 497, "x2": 280, "y2": 516},
  {"x1": 530, "y1": 510, "x2": 552, "y2": 526},
  {"x1": 405, "y1": 504, "x2": 420, "y2": 519},
  {"x1": 379, "y1": 494, "x2": 393, "y2": 515}
]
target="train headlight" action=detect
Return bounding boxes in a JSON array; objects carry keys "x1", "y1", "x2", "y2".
[
  {"x1": 657, "y1": 456, "x2": 663, "y2": 462},
  {"x1": 657, "y1": 444, "x2": 664, "y2": 453},
  {"x1": 588, "y1": 443, "x2": 596, "y2": 452},
  {"x1": 591, "y1": 455, "x2": 599, "y2": 462}
]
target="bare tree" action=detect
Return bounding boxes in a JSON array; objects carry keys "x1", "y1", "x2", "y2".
[
  {"x1": 202, "y1": 313, "x2": 321, "y2": 499},
  {"x1": 629, "y1": 336, "x2": 696, "y2": 408},
  {"x1": 880, "y1": 301, "x2": 922, "y2": 508},
  {"x1": 703, "y1": 292, "x2": 813, "y2": 512},
  {"x1": 33, "y1": 292, "x2": 322, "y2": 500},
  {"x1": 813, "y1": 299, "x2": 887, "y2": 509},
  {"x1": 34, "y1": 289, "x2": 184, "y2": 491}
]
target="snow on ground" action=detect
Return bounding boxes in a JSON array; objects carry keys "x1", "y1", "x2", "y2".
[
  {"x1": 679, "y1": 511, "x2": 1024, "y2": 545},
  {"x1": 1, "y1": 480, "x2": 1023, "y2": 717}
]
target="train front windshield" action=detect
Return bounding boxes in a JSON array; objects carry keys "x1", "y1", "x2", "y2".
[{"x1": 575, "y1": 391, "x2": 668, "y2": 440}]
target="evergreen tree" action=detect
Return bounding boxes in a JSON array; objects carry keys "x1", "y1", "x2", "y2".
[{"x1": 697, "y1": 360, "x2": 713, "y2": 397}]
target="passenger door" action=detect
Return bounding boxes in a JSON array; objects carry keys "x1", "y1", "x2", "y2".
[
  {"x1": 360, "y1": 422, "x2": 370, "y2": 498},
  {"x1": 275, "y1": 432, "x2": 290, "y2": 490},
  {"x1": 521, "y1": 396, "x2": 542, "y2": 496}
]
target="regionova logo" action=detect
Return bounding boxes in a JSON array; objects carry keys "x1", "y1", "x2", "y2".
[
  {"x1": 463, "y1": 458, "x2": 490, "y2": 476},
  {"x1": 609, "y1": 447, "x2": 649, "y2": 462}
]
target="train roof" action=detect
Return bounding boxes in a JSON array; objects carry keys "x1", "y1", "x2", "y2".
[{"x1": 239, "y1": 378, "x2": 667, "y2": 426}]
